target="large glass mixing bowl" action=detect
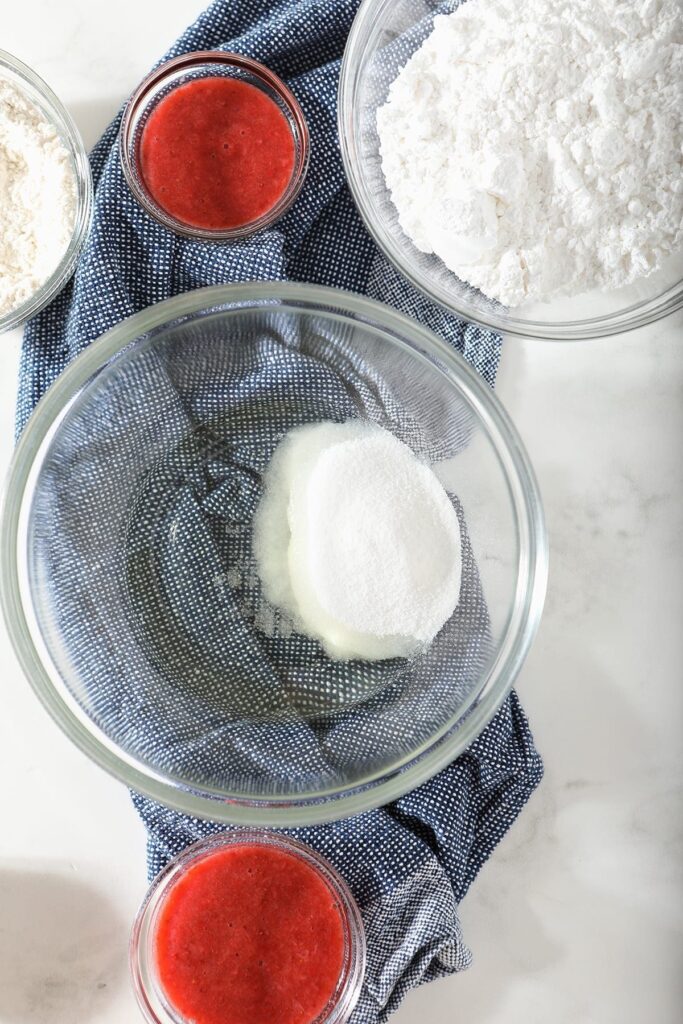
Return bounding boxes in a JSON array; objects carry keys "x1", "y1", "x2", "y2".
[
  {"x1": 339, "y1": 0, "x2": 683, "y2": 341},
  {"x1": 1, "y1": 283, "x2": 546, "y2": 825}
]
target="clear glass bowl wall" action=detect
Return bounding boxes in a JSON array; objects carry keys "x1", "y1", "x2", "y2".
[
  {"x1": 1, "y1": 284, "x2": 547, "y2": 825},
  {"x1": 338, "y1": 0, "x2": 683, "y2": 340},
  {"x1": 0, "y1": 49, "x2": 92, "y2": 333}
]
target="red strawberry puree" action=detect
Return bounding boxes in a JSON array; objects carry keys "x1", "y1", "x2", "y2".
[
  {"x1": 139, "y1": 77, "x2": 296, "y2": 230},
  {"x1": 153, "y1": 843, "x2": 346, "y2": 1024}
]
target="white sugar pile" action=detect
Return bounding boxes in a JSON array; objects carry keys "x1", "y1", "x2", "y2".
[{"x1": 253, "y1": 420, "x2": 462, "y2": 661}]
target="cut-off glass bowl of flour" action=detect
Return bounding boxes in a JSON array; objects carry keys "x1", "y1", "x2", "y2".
[
  {"x1": 339, "y1": 0, "x2": 683, "y2": 340},
  {"x1": 1, "y1": 283, "x2": 546, "y2": 826},
  {"x1": 0, "y1": 50, "x2": 92, "y2": 333}
]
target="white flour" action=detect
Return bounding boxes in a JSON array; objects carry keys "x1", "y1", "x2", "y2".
[
  {"x1": 0, "y1": 77, "x2": 77, "y2": 317},
  {"x1": 253, "y1": 421, "x2": 462, "y2": 661},
  {"x1": 377, "y1": 0, "x2": 683, "y2": 306}
]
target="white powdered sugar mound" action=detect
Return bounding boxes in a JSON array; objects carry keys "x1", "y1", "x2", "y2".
[
  {"x1": 377, "y1": 0, "x2": 683, "y2": 307},
  {"x1": 0, "y1": 76, "x2": 77, "y2": 317}
]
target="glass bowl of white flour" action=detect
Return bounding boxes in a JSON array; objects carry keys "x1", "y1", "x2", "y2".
[
  {"x1": 339, "y1": 0, "x2": 683, "y2": 340},
  {"x1": 0, "y1": 50, "x2": 92, "y2": 333},
  {"x1": 1, "y1": 283, "x2": 546, "y2": 825}
]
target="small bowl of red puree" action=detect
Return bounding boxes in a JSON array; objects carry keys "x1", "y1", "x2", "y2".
[
  {"x1": 130, "y1": 831, "x2": 366, "y2": 1024},
  {"x1": 120, "y1": 52, "x2": 309, "y2": 240}
]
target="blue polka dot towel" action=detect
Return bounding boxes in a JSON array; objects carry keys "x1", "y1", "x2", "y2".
[{"x1": 19, "y1": 2, "x2": 543, "y2": 1021}]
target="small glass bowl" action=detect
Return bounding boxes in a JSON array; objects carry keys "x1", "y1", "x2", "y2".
[
  {"x1": 338, "y1": 0, "x2": 683, "y2": 341},
  {"x1": 130, "y1": 831, "x2": 366, "y2": 1024},
  {"x1": 120, "y1": 51, "x2": 310, "y2": 241},
  {"x1": 0, "y1": 49, "x2": 92, "y2": 334}
]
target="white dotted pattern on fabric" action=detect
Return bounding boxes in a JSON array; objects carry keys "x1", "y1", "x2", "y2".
[{"x1": 19, "y1": 3, "x2": 542, "y2": 1021}]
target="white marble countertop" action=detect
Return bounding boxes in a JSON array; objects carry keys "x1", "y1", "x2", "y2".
[{"x1": 1, "y1": 3, "x2": 682, "y2": 1022}]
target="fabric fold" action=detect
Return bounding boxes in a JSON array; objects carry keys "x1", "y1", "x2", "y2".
[{"x1": 19, "y1": 2, "x2": 542, "y2": 1020}]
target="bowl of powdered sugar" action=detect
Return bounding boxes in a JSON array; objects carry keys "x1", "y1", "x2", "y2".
[
  {"x1": 0, "y1": 50, "x2": 92, "y2": 332},
  {"x1": 1, "y1": 283, "x2": 546, "y2": 825},
  {"x1": 339, "y1": 0, "x2": 683, "y2": 340}
]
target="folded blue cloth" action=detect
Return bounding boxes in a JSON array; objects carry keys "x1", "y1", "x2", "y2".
[{"x1": 19, "y1": 2, "x2": 543, "y2": 1020}]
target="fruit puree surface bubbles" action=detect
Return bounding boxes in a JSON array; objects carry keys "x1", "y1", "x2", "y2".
[
  {"x1": 154, "y1": 843, "x2": 346, "y2": 1024},
  {"x1": 139, "y1": 77, "x2": 295, "y2": 230}
]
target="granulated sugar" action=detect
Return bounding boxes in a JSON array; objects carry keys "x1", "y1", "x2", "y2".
[
  {"x1": 377, "y1": 0, "x2": 683, "y2": 306},
  {"x1": 0, "y1": 76, "x2": 77, "y2": 317},
  {"x1": 253, "y1": 421, "x2": 462, "y2": 661}
]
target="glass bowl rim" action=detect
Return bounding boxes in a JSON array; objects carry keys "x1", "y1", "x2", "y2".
[
  {"x1": 337, "y1": 0, "x2": 683, "y2": 342},
  {"x1": 129, "y1": 829, "x2": 366, "y2": 1024},
  {"x1": 0, "y1": 281, "x2": 548, "y2": 826},
  {"x1": 0, "y1": 48, "x2": 93, "y2": 334},
  {"x1": 119, "y1": 50, "x2": 310, "y2": 241}
]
